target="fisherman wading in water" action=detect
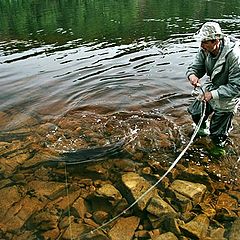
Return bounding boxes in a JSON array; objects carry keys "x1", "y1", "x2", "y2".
[{"x1": 187, "y1": 22, "x2": 240, "y2": 157}]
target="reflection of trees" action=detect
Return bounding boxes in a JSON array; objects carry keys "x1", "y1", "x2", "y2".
[{"x1": 0, "y1": 0, "x2": 240, "y2": 44}]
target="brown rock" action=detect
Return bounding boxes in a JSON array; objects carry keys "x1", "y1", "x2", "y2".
[
  {"x1": 71, "y1": 197, "x2": 88, "y2": 219},
  {"x1": 120, "y1": 172, "x2": 158, "y2": 211},
  {"x1": 27, "y1": 180, "x2": 65, "y2": 200},
  {"x1": 108, "y1": 216, "x2": 140, "y2": 240},
  {"x1": 177, "y1": 166, "x2": 213, "y2": 191},
  {"x1": 169, "y1": 180, "x2": 207, "y2": 205},
  {"x1": 96, "y1": 184, "x2": 122, "y2": 202},
  {"x1": 0, "y1": 186, "x2": 21, "y2": 222},
  {"x1": 216, "y1": 193, "x2": 238, "y2": 211},
  {"x1": 209, "y1": 227, "x2": 225, "y2": 240},
  {"x1": 26, "y1": 209, "x2": 59, "y2": 231},
  {"x1": 92, "y1": 211, "x2": 109, "y2": 224},
  {"x1": 166, "y1": 190, "x2": 193, "y2": 213},
  {"x1": 180, "y1": 214, "x2": 209, "y2": 239},
  {"x1": 61, "y1": 222, "x2": 94, "y2": 240},
  {"x1": 229, "y1": 218, "x2": 240, "y2": 240},
  {"x1": 154, "y1": 232, "x2": 178, "y2": 240},
  {"x1": 146, "y1": 196, "x2": 177, "y2": 219},
  {"x1": 1, "y1": 196, "x2": 43, "y2": 232}
]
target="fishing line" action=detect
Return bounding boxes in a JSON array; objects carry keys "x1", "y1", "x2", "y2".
[
  {"x1": 77, "y1": 88, "x2": 207, "y2": 239},
  {"x1": 64, "y1": 163, "x2": 73, "y2": 240}
]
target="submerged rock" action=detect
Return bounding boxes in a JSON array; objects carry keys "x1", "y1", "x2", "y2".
[
  {"x1": 229, "y1": 218, "x2": 240, "y2": 240},
  {"x1": 169, "y1": 179, "x2": 207, "y2": 205},
  {"x1": 180, "y1": 214, "x2": 209, "y2": 239},
  {"x1": 120, "y1": 172, "x2": 158, "y2": 211},
  {"x1": 154, "y1": 232, "x2": 178, "y2": 240},
  {"x1": 146, "y1": 196, "x2": 177, "y2": 219},
  {"x1": 108, "y1": 216, "x2": 140, "y2": 240}
]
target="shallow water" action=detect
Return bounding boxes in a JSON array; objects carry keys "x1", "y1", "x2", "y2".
[{"x1": 0, "y1": 0, "x2": 240, "y2": 176}]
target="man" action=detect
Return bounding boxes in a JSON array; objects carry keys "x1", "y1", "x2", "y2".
[{"x1": 187, "y1": 22, "x2": 240, "y2": 157}]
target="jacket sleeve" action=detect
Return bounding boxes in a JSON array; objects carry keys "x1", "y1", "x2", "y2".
[
  {"x1": 186, "y1": 49, "x2": 206, "y2": 79},
  {"x1": 212, "y1": 46, "x2": 240, "y2": 99}
]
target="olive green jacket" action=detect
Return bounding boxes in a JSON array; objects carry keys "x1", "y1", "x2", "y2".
[{"x1": 186, "y1": 37, "x2": 240, "y2": 112}]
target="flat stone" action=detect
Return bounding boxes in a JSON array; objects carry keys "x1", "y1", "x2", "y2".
[
  {"x1": 71, "y1": 197, "x2": 88, "y2": 219},
  {"x1": 28, "y1": 180, "x2": 65, "y2": 200},
  {"x1": 26, "y1": 209, "x2": 59, "y2": 231},
  {"x1": 229, "y1": 218, "x2": 240, "y2": 240},
  {"x1": 180, "y1": 214, "x2": 209, "y2": 239},
  {"x1": 108, "y1": 216, "x2": 140, "y2": 240},
  {"x1": 61, "y1": 222, "x2": 94, "y2": 240},
  {"x1": 166, "y1": 190, "x2": 193, "y2": 213},
  {"x1": 121, "y1": 172, "x2": 158, "y2": 211},
  {"x1": 154, "y1": 232, "x2": 178, "y2": 240},
  {"x1": 170, "y1": 180, "x2": 207, "y2": 205},
  {"x1": 177, "y1": 166, "x2": 213, "y2": 191},
  {"x1": 96, "y1": 184, "x2": 122, "y2": 202},
  {"x1": 146, "y1": 196, "x2": 177, "y2": 219},
  {"x1": 216, "y1": 193, "x2": 238, "y2": 211},
  {"x1": 1, "y1": 196, "x2": 43, "y2": 232},
  {"x1": 209, "y1": 228, "x2": 225, "y2": 240},
  {"x1": 0, "y1": 186, "x2": 21, "y2": 222}
]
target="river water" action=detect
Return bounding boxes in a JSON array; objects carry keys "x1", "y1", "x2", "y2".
[{"x1": 1, "y1": 1, "x2": 240, "y2": 175}]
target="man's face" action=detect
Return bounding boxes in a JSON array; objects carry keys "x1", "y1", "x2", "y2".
[{"x1": 201, "y1": 39, "x2": 219, "y2": 55}]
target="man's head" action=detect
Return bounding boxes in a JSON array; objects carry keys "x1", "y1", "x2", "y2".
[
  {"x1": 197, "y1": 22, "x2": 224, "y2": 55},
  {"x1": 198, "y1": 22, "x2": 224, "y2": 42}
]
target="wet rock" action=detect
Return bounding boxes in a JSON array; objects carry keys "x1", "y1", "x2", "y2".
[
  {"x1": 163, "y1": 217, "x2": 182, "y2": 236},
  {"x1": 229, "y1": 218, "x2": 240, "y2": 240},
  {"x1": 169, "y1": 180, "x2": 207, "y2": 205},
  {"x1": 177, "y1": 166, "x2": 214, "y2": 191},
  {"x1": 216, "y1": 192, "x2": 238, "y2": 211},
  {"x1": 11, "y1": 231, "x2": 35, "y2": 240},
  {"x1": 37, "y1": 122, "x2": 58, "y2": 136},
  {"x1": 146, "y1": 196, "x2": 177, "y2": 219},
  {"x1": 180, "y1": 214, "x2": 209, "y2": 239},
  {"x1": 27, "y1": 180, "x2": 66, "y2": 200},
  {"x1": 154, "y1": 232, "x2": 178, "y2": 240},
  {"x1": 71, "y1": 196, "x2": 88, "y2": 219},
  {"x1": 61, "y1": 222, "x2": 94, "y2": 240},
  {"x1": 0, "y1": 178, "x2": 12, "y2": 188},
  {"x1": 1, "y1": 196, "x2": 43, "y2": 232},
  {"x1": 196, "y1": 202, "x2": 216, "y2": 218},
  {"x1": 85, "y1": 164, "x2": 109, "y2": 180},
  {"x1": 228, "y1": 190, "x2": 240, "y2": 203},
  {"x1": 42, "y1": 228, "x2": 60, "y2": 240},
  {"x1": 92, "y1": 210, "x2": 109, "y2": 224},
  {"x1": 209, "y1": 227, "x2": 225, "y2": 240},
  {"x1": 120, "y1": 172, "x2": 158, "y2": 211},
  {"x1": 0, "y1": 186, "x2": 21, "y2": 222},
  {"x1": 108, "y1": 216, "x2": 140, "y2": 240},
  {"x1": 87, "y1": 183, "x2": 122, "y2": 213},
  {"x1": 96, "y1": 183, "x2": 122, "y2": 203},
  {"x1": 215, "y1": 193, "x2": 239, "y2": 221},
  {"x1": 46, "y1": 189, "x2": 81, "y2": 211},
  {"x1": 59, "y1": 215, "x2": 75, "y2": 230},
  {"x1": 166, "y1": 190, "x2": 193, "y2": 213},
  {"x1": 0, "y1": 111, "x2": 39, "y2": 131},
  {"x1": 134, "y1": 229, "x2": 150, "y2": 238},
  {"x1": 26, "y1": 209, "x2": 59, "y2": 231},
  {"x1": 113, "y1": 159, "x2": 136, "y2": 172}
]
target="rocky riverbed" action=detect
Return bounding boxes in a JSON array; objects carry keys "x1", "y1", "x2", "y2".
[{"x1": 0, "y1": 108, "x2": 239, "y2": 240}]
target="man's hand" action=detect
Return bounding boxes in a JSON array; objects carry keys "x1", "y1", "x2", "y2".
[
  {"x1": 188, "y1": 74, "x2": 201, "y2": 87},
  {"x1": 202, "y1": 91, "x2": 212, "y2": 102}
]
